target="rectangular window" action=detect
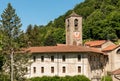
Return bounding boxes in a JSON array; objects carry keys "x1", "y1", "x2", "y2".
[
  {"x1": 33, "y1": 67, "x2": 36, "y2": 73},
  {"x1": 62, "y1": 66, "x2": 66, "y2": 73},
  {"x1": 41, "y1": 56, "x2": 44, "y2": 62},
  {"x1": 41, "y1": 67, "x2": 44, "y2": 73},
  {"x1": 78, "y1": 55, "x2": 81, "y2": 61},
  {"x1": 62, "y1": 55, "x2": 66, "y2": 62},
  {"x1": 94, "y1": 56, "x2": 96, "y2": 61},
  {"x1": 78, "y1": 66, "x2": 81, "y2": 73},
  {"x1": 89, "y1": 56, "x2": 92, "y2": 61},
  {"x1": 26, "y1": 67, "x2": 28, "y2": 73},
  {"x1": 33, "y1": 56, "x2": 36, "y2": 62},
  {"x1": 51, "y1": 67, "x2": 54, "y2": 73},
  {"x1": 51, "y1": 56, "x2": 54, "y2": 62}
]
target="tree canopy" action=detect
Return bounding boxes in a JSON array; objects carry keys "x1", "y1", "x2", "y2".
[
  {"x1": 0, "y1": 3, "x2": 30, "y2": 81},
  {"x1": 23, "y1": 0, "x2": 120, "y2": 47}
]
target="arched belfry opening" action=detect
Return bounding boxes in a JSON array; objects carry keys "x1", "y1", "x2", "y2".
[
  {"x1": 65, "y1": 11, "x2": 82, "y2": 46},
  {"x1": 117, "y1": 49, "x2": 120, "y2": 54},
  {"x1": 74, "y1": 19, "x2": 78, "y2": 31}
]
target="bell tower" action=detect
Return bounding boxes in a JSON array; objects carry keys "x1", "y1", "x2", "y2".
[{"x1": 65, "y1": 11, "x2": 82, "y2": 46}]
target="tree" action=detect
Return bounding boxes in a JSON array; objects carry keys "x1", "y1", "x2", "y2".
[
  {"x1": 0, "y1": 54, "x2": 4, "y2": 71},
  {"x1": 0, "y1": 3, "x2": 30, "y2": 81},
  {"x1": 44, "y1": 34, "x2": 57, "y2": 46},
  {"x1": 26, "y1": 24, "x2": 42, "y2": 46},
  {"x1": 52, "y1": 28, "x2": 65, "y2": 44},
  {"x1": 1, "y1": 3, "x2": 22, "y2": 53}
]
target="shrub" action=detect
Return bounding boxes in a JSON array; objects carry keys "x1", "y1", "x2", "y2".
[
  {"x1": 101, "y1": 75, "x2": 112, "y2": 81},
  {"x1": 0, "y1": 74, "x2": 10, "y2": 81},
  {"x1": 29, "y1": 75, "x2": 90, "y2": 81}
]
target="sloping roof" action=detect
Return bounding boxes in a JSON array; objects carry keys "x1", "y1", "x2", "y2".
[
  {"x1": 85, "y1": 40, "x2": 106, "y2": 47},
  {"x1": 26, "y1": 45, "x2": 104, "y2": 55},
  {"x1": 112, "y1": 68, "x2": 120, "y2": 75},
  {"x1": 102, "y1": 45, "x2": 119, "y2": 52},
  {"x1": 67, "y1": 11, "x2": 81, "y2": 18}
]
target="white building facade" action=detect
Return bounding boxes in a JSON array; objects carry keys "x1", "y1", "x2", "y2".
[
  {"x1": 25, "y1": 12, "x2": 120, "y2": 81},
  {"x1": 25, "y1": 45, "x2": 106, "y2": 81}
]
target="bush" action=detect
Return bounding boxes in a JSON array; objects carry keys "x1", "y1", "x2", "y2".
[
  {"x1": 29, "y1": 75, "x2": 91, "y2": 81},
  {"x1": 101, "y1": 75, "x2": 112, "y2": 81},
  {"x1": 0, "y1": 74, "x2": 10, "y2": 81}
]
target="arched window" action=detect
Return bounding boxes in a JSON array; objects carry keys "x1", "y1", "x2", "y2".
[
  {"x1": 67, "y1": 19, "x2": 69, "y2": 27},
  {"x1": 116, "y1": 49, "x2": 120, "y2": 54},
  {"x1": 74, "y1": 19, "x2": 78, "y2": 30},
  {"x1": 67, "y1": 19, "x2": 70, "y2": 31}
]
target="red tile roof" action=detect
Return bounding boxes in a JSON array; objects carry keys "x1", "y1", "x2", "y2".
[
  {"x1": 85, "y1": 40, "x2": 106, "y2": 47},
  {"x1": 102, "y1": 45, "x2": 119, "y2": 52},
  {"x1": 26, "y1": 46, "x2": 104, "y2": 55},
  {"x1": 112, "y1": 68, "x2": 120, "y2": 75}
]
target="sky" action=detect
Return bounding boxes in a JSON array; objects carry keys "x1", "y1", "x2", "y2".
[{"x1": 0, "y1": 0, "x2": 84, "y2": 31}]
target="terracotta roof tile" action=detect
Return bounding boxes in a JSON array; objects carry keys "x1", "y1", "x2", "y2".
[
  {"x1": 102, "y1": 45, "x2": 119, "y2": 52},
  {"x1": 26, "y1": 46, "x2": 104, "y2": 55},
  {"x1": 85, "y1": 40, "x2": 106, "y2": 47},
  {"x1": 112, "y1": 68, "x2": 120, "y2": 75}
]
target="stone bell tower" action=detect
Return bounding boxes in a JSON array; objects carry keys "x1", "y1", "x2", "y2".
[{"x1": 65, "y1": 11, "x2": 82, "y2": 46}]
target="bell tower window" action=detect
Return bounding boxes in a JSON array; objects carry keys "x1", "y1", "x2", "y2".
[
  {"x1": 67, "y1": 19, "x2": 70, "y2": 31},
  {"x1": 74, "y1": 19, "x2": 78, "y2": 31},
  {"x1": 117, "y1": 49, "x2": 120, "y2": 54}
]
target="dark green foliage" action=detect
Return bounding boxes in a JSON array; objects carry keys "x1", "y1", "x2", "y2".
[
  {"x1": 52, "y1": 28, "x2": 65, "y2": 44},
  {"x1": 0, "y1": 74, "x2": 10, "y2": 81},
  {"x1": 24, "y1": 0, "x2": 120, "y2": 46},
  {"x1": 1, "y1": 3, "x2": 22, "y2": 52},
  {"x1": 0, "y1": 3, "x2": 30, "y2": 81},
  {"x1": 26, "y1": 25, "x2": 42, "y2": 46},
  {"x1": 29, "y1": 75, "x2": 90, "y2": 81},
  {"x1": 101, "y1": 75, "x2": 112, "y2": 81},
  {"x1": 53, "y1": 16, "x2": 65, "y2": 28},
  {"x1": 0, "y1": 54, "x2": 5, "y2": 71},
  {"x1": 43, "y1": 34, "x2": 57, "y2": 46}
]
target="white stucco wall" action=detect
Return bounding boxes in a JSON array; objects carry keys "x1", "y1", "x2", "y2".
[
  {"x1": 27, "y1": 53, "x2": 87, "y2": 78},
  {"x1": 25, "y1": 52, "x2": 106, "y2": 81}
]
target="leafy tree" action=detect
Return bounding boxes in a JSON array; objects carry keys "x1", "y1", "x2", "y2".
[
  {"x1": 23, "y1": 0, "x2": 120, "y2": 44},
  {"x1": 53, "y1": 16, "x2": 65, "y2": 28},
  {"x1": 44, "y1": 34, "x2": 57, "y2": 46},
  {"x1": 26, "y1": 24, "x2": 42, "y2": 46},
  {"x1": 18, "y1": 32, "x2": 29, "y2": 47},
  {"x1": 0, "y1": 3, "x2": 30, "y2": 81},
  {"x1": 2, "y1": 53, "x2": 31, "y2": 81},
  {"x1": 26, "y1": 24, "x2": 33, "y2": 46},
  {"x1": 52, "y1": 28, "x2": 65, "y2": 44}
]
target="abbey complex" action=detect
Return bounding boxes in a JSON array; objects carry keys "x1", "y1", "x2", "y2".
[{"x1": 25, "y1": 12, "x2": 120, "y2": 81}]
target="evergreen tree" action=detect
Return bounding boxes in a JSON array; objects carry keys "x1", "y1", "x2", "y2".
[
  {"x1": 0, "y1": 28, "x2": 5, "y2": 71},
  {"x1": 0, "y1": 3, "x2": 30, "y2": 81},
  {"x1": 1, "y1": 3, "x2": 22, "y2": 52},
  {"x1": 26, "y1": 24, "x2": 42, "y2": 46}
]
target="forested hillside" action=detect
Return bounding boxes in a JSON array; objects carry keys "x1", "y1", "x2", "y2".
[{"x1": 24, "y1": 0, "x2": 120, "y2": 46}]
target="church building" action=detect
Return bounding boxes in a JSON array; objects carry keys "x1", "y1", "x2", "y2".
[{"x1": 25, "y1": 12, "x2": 120, "y2": 81}]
